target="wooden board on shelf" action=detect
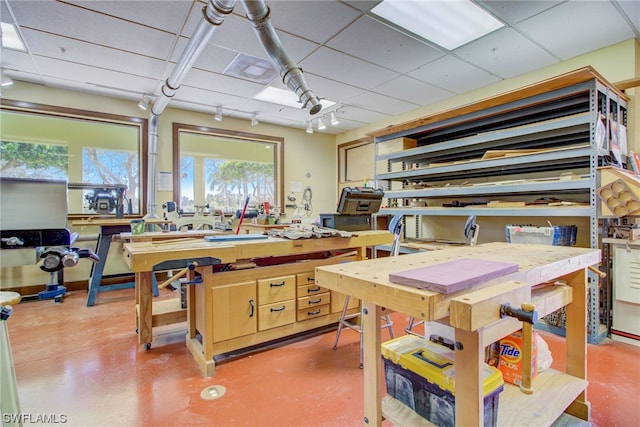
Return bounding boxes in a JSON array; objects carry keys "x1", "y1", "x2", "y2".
[{"x1": 487, "y1": 200, "x2": 527, "y2": 208}]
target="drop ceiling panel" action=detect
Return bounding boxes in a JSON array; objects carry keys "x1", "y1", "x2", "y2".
[
  {"x1": 372, "y1": 75, "x2": 454, "y2": 106},
  {"x1": 303, "y1": 74, "x2": 365, "y2": 104},
  {"x1": 207, "y1": 13, "x2": 270, "y2": 60},
  {"x1": 326, "y1": 15, "x2": 445, "y2": 74},
  {"x1": 180, "y1": 67, "x2": 265, "y2": 98},
  {"x1": 1, "y1": 49, "x2": 39, "y2": 74},
  {"x1": 479, "y1": 0, "x2": 564, "y2": 24},
  {"x1": 454, "y1": 27, "x2": 558, "y2": 78},
  {"x1": 516, "y1": 0, "x2": 638, "y2": 60},
  {"x1": 300, "y1": 46, "x2": 399, "y2": 90},
  {"x1": 346, "y1": 90, "x2": 418, "y2": 116},
  {"x1": 173, "y1": 38, "x2": 239, "y2": 74},
  {"x1": 21, "y1": 29, "x2": 166, "y2": 80},
  {"x1": 334, "y1": 104, "x2": 390, "y2": 123},
  {"x1": 171, "y1": 86, "x2": 249, "y2": 110},
  {"x1": 8, "y1": 0, "x2": 178, "y2": 60},
  {"x1": 67, "y1": 0, "x2": 194, "y2": 34},
  {"x1": 33, "y1": 56, "x2": 159, "y2": 95},
  {"x1": 408, "y1": 55, "x2": 501, "y2": 94},
  {"x1": 341, "y1": 1, "x2": 380, "y2": 13},
  {"x1": 267, "y1": 0, "x2": 361, "y2": 44}
]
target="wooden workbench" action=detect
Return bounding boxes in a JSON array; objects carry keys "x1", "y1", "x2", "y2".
[
  {"x1": 122, "y1": 230, "x2": 394, "y2": 374},
  {"x1": 315, "y1": 242, "x2": 600, "y2": 427},
  {"x1": 71, "y1": 218, "x2": 170, "y2": 306}
]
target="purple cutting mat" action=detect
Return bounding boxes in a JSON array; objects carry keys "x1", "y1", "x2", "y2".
[{"x1": 389, "y1": 258, "x2": 519, "y2": 294}]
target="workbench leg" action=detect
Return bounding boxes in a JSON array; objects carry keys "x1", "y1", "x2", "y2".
[
  {"x1": 564, "y1": 268, "x2": 590, "y2": 420},
  {"x1": 86, "y1": 233, "x2": 110, "y2": 306},
  {"x1": 454, "y1": 328, "x2": 484, "y2": 427},
  {"x1": 362, "y1": 300, "x2": 382, "y2": 427},
  {"x1": 137, "y1": 271, "x2": 153, "y2": 348}
]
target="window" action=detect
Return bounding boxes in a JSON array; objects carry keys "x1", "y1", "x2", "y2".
[
  {"x1": 173, "y1": 123, "x2": 283, "y2": 214},
  {"x1": 0, "y1": 100, "x2": 147, "y2": 216}
]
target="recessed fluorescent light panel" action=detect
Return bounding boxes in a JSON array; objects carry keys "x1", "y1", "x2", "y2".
[
  {"x1": 255, "y1": 86, "x2": 335, "y2": 111},
  {"x1": 1, "y1": 22, "x2": 27, "y2": 51},
  {"x1": 371, "y1": 0, "x2": 504, "y2": 50}
]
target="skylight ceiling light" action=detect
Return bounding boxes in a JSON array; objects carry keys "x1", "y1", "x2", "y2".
[
  {"x1": 1, "y1": 23, "x2": 26, "y2": 51},
  {"x1": 371, "y1": 0, "x2": 504, "y2": 50},
  {"x1": 255, "y1": 87, "x2": 335, "y2": 111}
]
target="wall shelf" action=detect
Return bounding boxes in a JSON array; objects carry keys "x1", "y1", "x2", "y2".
[{"x1": 372, "y1": 67, "x2": 629, "y2": 344}]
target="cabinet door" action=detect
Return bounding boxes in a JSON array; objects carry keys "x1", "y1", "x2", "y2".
[{"x1": 212, "y1": 281, "x2": 257, "y2": 342}]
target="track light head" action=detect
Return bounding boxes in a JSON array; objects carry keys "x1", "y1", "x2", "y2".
[
  {"x1": 1, "y1": 74, "x2": 13, "y2": 87},
  {"x1": 330, "y1": 111, "x2": 340, "y2": 126},
  {"x1": 305, "y1": 121, "x2": 313, "y2": 134},
  {"x1": 214, "y1": 106, "x2": 223, "y2": 122},
  {"x1": 251, "y1": 113, "x2": 259, "y2": 127},
  {"x1": 137, "y1": 95, "x2": 149, "y2": 111},
  {"x1": 317, "y1": 117, "x2": 326, "y2": 131}
]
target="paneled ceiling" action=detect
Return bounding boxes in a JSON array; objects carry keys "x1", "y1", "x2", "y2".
[{"x1": 1, "y1": 0, "x2": 638, "y2": 134}]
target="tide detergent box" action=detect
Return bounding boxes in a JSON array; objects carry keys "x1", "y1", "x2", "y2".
[{"x1": 498, "y1": 330, "x2": 538, "y2": 385}]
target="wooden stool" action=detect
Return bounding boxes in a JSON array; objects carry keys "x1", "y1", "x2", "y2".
[{"x1": 1, "y1": 291, "x2": 22, "y2": 425}]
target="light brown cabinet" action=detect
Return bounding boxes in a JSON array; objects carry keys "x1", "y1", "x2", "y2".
[{"x1": 211, "y1": 281, "x2": 256, "y2": 343}]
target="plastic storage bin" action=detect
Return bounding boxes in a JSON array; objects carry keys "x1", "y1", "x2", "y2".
[
  {"x1": 382, "y1": 335, "x2": 504, "y2": 427},
  {"x1": 505, "y1": 225, "x2": 577, "y2": 246}
]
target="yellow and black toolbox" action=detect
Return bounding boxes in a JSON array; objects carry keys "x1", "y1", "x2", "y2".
[{"x1": 382, "y1": 335, "x2": 504, "y2": 427}]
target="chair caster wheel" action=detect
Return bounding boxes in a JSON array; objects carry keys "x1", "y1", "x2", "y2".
[
  {"x1": 54, "y1": 296, "x2": 62, "y2": 303},
  {"x1": 144, "y1": 343, "x2": 151, "y2": 350}
]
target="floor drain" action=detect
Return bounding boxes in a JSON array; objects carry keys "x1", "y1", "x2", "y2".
[{"x1": 200, "y1": 385, "x2": 226, "y2": 400}]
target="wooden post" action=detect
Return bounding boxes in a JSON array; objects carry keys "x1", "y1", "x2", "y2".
[
  {"x1": 564, "y1": 268, "x2": 590, "y2": 420},
  {"x1": 455, "y1": 328, "x2": 484, "y2": 426},
  {"x1": 362, "y1": 300, "x2": 382, "y2": 426}
]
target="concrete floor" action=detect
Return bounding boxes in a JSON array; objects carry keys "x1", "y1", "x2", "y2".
[{"x1": 5, "y1": 288, "x2": 640, "y2": 426}]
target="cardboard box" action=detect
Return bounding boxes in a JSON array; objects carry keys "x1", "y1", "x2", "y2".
[
  {"x1": 377, "y1": 137, "x2": 417, "y2": 155},
  {"x1": 382, "y1": 335, "x2": 504, "y2": 427},
  {"x1": 498, "y1": 330, "x2": 538, "y2": 386}
]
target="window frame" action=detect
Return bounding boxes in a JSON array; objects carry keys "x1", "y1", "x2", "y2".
[
  {"x1": 0, "y1": 99, "x2": 148, "y2": 218},
  {"x1": 172, "y1": 122, "x2": 284, "y2": 214}
]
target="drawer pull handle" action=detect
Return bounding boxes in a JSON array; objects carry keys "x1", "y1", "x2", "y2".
[
  {"x1": 307, "y1": 277, "x2": 315, "y2": 282},
  {"x1": 270, "y1": 305, "x2": 286, "y2": 312},
  {"x1": 308, "y1": 309, "x2": 321, "y2": 316},
  {"x1": 249, "y1": 299, "x2": 255, "y2": 317},
  {"x1": 308, "y1": 298, "x2": 322, "y2": 305},
  {"x1": 270, "y1": 281, "x2": 285, "y2": 287},
  {"x1": 307, "y1": 286, "x2": 321, "y2": 293}
]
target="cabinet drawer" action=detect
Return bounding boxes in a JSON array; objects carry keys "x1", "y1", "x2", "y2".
[
  {"x1": 297, "y1": 292, "x2": 330, "y2": 310},
  {"x1": 297, "y1": 283, "x2": 329, "y2": 297},
  {"x1": 296, "y1": 272, "x2": 316, "y2": 285},
  {"x1": 258, "y1": 275, "x2": 295, "y2": 305},
  {"x1": 258, "y1": 300, "x2": 296, "y2": 331},
  {"x1": 297, "y1": 304, "x2": 330, "y2": 321}
]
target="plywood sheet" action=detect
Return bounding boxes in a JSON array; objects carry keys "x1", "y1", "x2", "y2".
[{"x1": 389, "y1": 258, "x2": 519, "y2": 294}]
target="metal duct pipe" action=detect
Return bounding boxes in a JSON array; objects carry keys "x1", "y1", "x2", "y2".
[
  {"x1": 241, "y1": 0, "x2": 323, "y2": 115},
  {"x1": 146, "y1": 0, "x2": 236, "y2": 218}
]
